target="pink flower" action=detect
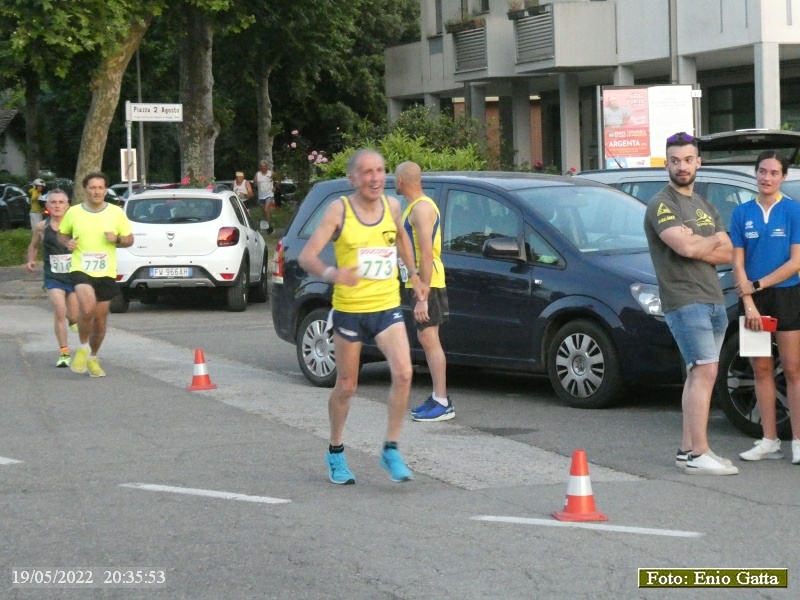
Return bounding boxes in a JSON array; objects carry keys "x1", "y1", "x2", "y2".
[
  {"x1": 206, "y1": 184, "x2": 213, "y2": 189},
  {"x1": 569, "y1": 167, "x2": 576, "y2": 173},
  {"x1": 291, "y1": 130, "x2": 299, "y2": 135},
  {"x1": 308, "y1": 155, "x2": 314, "y2": 161},
  {"x1": 181, "y1": 177, "x2": 190, "y2": 185},
  {"x1": 311, "y1": 150, "x2": 318, "y2": 156},
  {"x1": 290, "y1": 142, "x2": 297, "y2": 149}
]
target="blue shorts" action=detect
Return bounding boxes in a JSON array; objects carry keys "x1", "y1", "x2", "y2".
[
  {"x1": 44, "y1": 279, "x2": 75, "y2": 294},
  {"x1": 664, "y1": 303, "x2": 727, "y2": 370},
  {"x1": 331, "y1": 307, "x2": 404, "y2": 343}
]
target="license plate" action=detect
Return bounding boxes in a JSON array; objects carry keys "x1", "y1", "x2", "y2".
[{"x1": 150, "y1": 267, "x2": 192, "y2": 278}]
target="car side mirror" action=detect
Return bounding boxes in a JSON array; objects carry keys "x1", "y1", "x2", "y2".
[{"x1": 483, "y1": 236, "x2": 523, "y2": 260}]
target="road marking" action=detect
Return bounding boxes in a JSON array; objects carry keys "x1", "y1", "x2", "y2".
[
  {"x1": 120, "y1": 483, "x2": 291, "y2": 504},
  {"x1": 0, "y1": 456, "x2": 23, "y2": 465},
  {"x1": 471, "y1": 516, "x2": 703, "y2": 538}
]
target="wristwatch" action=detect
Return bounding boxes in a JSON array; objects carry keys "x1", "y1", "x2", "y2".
[{"x1": 752, "y1": 280, "x2": 762, "y2": 292}]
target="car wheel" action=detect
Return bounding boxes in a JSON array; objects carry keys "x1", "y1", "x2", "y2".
[
  {"x1": 225, "y1": 259, "x2": 249, "y2": 312},
  {"x1": 0, "y1": 210, "x2": 10, "y2": 230},
  {"x1": 109, "y1": 292, "x2": 130, "y2": 314},
  {"x1": 715, "y1": 332, "x2": 792, "y2": 439},
  {"x1": 249, "y1": 252, "x2": 269, "y2": 303},
  {"x1": 547, "y1": 319, "x2": 623, "y2": 409},
  {"x1": 296, "y1": 307, "x2": 336, "y2": 387}
]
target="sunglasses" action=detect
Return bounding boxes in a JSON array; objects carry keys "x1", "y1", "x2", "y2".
[{"x1": 666, "y1": 132, "x2": 694, "y2": 143}]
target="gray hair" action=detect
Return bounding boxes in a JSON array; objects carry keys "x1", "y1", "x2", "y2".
[{"x1": 346, "y1": 148, "x2": 383, "y2": 177}]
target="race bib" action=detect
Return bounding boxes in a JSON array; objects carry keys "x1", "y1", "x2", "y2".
[
  {"x1": 357, "y1": 247, "x2": 397, "y2": 280},
  {"x1": 81, "y1": 252, "x2": 108, "y2": 273},
  {"x1": 49, "y1": 254, "x2": 71, "y2": 274}
]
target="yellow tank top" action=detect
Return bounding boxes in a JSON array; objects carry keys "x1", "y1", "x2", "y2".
[
  {"x1": 332, "y1": 195, "x2": 400, "y2": 313},
  {"x1": 402, "y1": 195, "x2": 445, "y2": 289}
]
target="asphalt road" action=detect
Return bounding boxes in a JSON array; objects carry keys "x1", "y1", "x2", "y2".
[{"x1": 2, "y1": 294, "x2": 799, "y2": 599}]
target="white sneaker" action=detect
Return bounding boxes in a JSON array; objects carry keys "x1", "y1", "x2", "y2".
[
  {"x1": 792, "y1": 440, "x2": 800, "y2": 465},
  {"x1": 739, "y1": 438, "x2": 783, "y2": 461},
  {"x1": 685, "y1": 452, "x2": 739, "y2": 475}
]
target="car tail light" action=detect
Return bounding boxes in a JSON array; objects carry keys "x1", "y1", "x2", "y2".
[
  {"x1": 272, "y1": 238, "x2": 285, "y2": 278},
  {"x1": 115, "y1": 275, "x2": 123, "y2": 281},
  {"x1": 217, "y1": 227, "x2": 240, "y2": 247}
]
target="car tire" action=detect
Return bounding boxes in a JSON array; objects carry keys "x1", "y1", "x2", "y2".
[
  {"x1": 715, "y1": 332, "x2": 792, "y2": 439},
  {"x1": 249, "y1": 252, "x2": 269, "y2": 303},
  {"x1": 225, "y1": 259, "x2": 249, "y2": 312},
  {"x1": 109, "y1": 292, "x2": 130, "y2": 314},
  {"x1": 296, "y1": 307, "x2": 336, "y2": 387},
  {"x1": 547, "y1": 319, "x2": 623, "y2": 409}
]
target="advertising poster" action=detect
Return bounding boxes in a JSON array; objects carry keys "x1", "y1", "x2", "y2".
[{"x1": 601, "y1": 85, "x2": 694, "y2": 168}]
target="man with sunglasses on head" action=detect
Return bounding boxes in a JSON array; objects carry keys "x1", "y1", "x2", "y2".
[{"x1": 644, "y1": 132, "x2": 738, "y2": 475}]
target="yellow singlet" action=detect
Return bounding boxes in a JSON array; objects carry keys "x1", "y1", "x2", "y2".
[{"x1": 401, "y1": 195, "x2": 445, "y2": 289}]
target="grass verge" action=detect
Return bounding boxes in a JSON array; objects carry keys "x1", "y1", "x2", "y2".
[{"x1": 0, "y1": 229, "x2": 32, "y2": 267}]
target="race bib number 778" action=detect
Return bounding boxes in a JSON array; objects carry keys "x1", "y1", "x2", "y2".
[{"x1": 81, "y1": 252, "x2": 108, "y2": 273}]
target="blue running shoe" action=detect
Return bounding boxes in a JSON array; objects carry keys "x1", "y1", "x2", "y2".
[
  {"x1": 326, "y1": 451, "x2": 355, "y2": 485},
  {"x1": 413, "y1": 398, "x2": 454, "y2": 422},
  {"x1": 380, "y1": 448, "x2": 413, "y2": 482},
  {"x1": 411, "y1": 396, "x2": 436, "y2": 416}
]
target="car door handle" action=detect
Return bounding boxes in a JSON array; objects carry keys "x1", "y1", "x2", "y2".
[{"x1": 534, "y1": 279, "x2": 543, "y2": 285}]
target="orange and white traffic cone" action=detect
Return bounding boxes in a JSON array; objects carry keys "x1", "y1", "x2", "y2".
[
  {"x1": 187, "y1": 349, "x2": 217, "y2": 391},
  {"x1": 552, "y1": 449, "x2": 608, "y2": 522}
]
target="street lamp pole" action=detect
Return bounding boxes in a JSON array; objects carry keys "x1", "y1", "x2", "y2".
[{"x1": 136, "y1": 49, "x2": 147, "y2": 186}]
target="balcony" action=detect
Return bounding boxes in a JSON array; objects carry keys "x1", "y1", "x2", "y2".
[{"x1": 448, "y1": 18, "x2": 487, "y2": 73}]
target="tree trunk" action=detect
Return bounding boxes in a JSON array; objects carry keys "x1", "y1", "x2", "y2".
[
  {"x1": 73, "y1": 18, "x2": 151, "y2": 204},
  {"x1": 24, "y1": 70, "x2": 40, "y2": 181},
  {"x1": 256, "y1": 59, "x2": 274, "y2": 166},
  {"x1": 178, "y1": 7, "x2": 218, "y2": 186}
]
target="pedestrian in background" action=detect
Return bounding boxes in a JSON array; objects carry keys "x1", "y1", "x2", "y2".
[
  {"x1": 28, "y1": 178, "x2": 46, "y2": 228},
  {"x1": 253, "y1": 160, "x2": 275, "y2": 233},
  {"x1": 644, "y1": 132, "x2": 738, "y2": 475},
  {"x1": 394, "y1": 161, "x2": 454, "y2": 422},
  {"x1": 731, "y1": 150, "x2": 800, "y2": 464},
  {"x1": 25, "y1": 189, "x2": 79, "y2": 367},
  {"x1": 232, "y1": 171, "x2": 253, "y2": 205}
]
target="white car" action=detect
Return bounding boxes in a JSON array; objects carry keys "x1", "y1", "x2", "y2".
[{"x1": 111, "y1": 188, "x2": 269, "y2": 313}]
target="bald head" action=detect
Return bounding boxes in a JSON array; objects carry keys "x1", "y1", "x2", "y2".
[{"x1": 394, "y1": 161, "x2": 423, "y2": 200}]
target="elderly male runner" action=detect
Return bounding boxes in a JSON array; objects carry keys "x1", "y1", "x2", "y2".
[
  {"x1": 58, "y1": 172, "x2": 133, "y2": 377},
  {"x1": 26, "y1": 189, "x2": 80, "y2": 367},
  {"x1": 299, "y1": 149, "x2": 428, "y2": 484},
  {"x1": 394, "y1": 161, "x2": 454, "y2": 422}
]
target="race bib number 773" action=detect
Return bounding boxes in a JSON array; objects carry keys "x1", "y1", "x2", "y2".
[
  {"x1": 81, "y1": 252, "x2": 108, "y2": 273},
  {"x1": 357, "y1": 247, "x2": 397, "y2": 280}
]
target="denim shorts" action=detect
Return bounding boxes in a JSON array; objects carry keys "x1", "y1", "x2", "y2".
[
  {"x1": 331, "y1": 307, "x2": 405, "y2": 343},
  {"x1": 664, "y1": 303, "x2": 727, "y2": 370}
]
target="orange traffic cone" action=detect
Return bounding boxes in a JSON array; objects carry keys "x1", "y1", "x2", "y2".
[
  {"x1": 187, "y1": 349, "x2": 217, "y2": 391},
  {"x1": 552, "y1": 449, "x2": 608, "y2": 522}
]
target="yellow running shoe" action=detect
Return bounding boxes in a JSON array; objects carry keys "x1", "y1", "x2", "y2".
[
  {"x1": 56, "y1": 352, "x2": 71, "y2": 368},
  {"x1": 69, "y1": 322, "x2": 78, "y2": 332},
  {"x1": 87, "y1": 357, "x2": 106, "y2": 378},
  {"x1": 71, "y1": 348, "x2": 88, "y2": 374}
]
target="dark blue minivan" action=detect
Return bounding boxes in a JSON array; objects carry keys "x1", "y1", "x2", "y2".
[{"x1": 271, "y1": 172, "x2": 683, "y2": 411}]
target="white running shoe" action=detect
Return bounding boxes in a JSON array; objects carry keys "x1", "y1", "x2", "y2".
[
  {"x1": 685, "y1": 452, "x2": 739, "y2": 475},
  {"x1": 792, "y1": 440, "x2": 800, "y2": 465},
  {"x1": 739, "y1": 438, "x2": 783, "y2": 461}
]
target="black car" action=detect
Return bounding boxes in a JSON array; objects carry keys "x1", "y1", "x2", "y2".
[
  {"x1": 0, "y1": 183, "x2": 30, "y2": 229},
  {"x1": 271, "y1": 172, "x2": 685, "y2": 413}
]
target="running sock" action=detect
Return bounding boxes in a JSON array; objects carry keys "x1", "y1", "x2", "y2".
[
  {"x1": 432, "y1": 393, "x2": 449, "y2": 407},
  {"x1": 60, "y1": 346, "x2": 69, "y2": 354},
  {"x1": 329, "y1": 444, "x2": 344, "y2": 454},
  {"x1": 384, "y1": 441, "x2": 398, "y2": 451}
]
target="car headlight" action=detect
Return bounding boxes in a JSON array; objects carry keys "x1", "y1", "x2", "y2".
[{"x1": 630, "y1": 282, "x2": 663, "y2": 316}]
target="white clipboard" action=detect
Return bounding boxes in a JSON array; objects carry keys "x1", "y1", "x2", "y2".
[{"x1": 739, "y1": 316, "x2": 772, "y2": 357}]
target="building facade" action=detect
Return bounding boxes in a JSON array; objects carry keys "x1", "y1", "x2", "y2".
[{"x1": 384, "y1": 0, "x2": 800, "y2": 171}]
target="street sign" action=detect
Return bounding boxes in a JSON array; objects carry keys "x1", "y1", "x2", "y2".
[{"x1": 125, "y1": 102, "x2": 183, "y2": 122}]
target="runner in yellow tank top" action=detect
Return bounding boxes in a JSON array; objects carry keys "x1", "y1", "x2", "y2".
[{"x1": 299, "y1": 149, "x2": 428, "y2": 485}]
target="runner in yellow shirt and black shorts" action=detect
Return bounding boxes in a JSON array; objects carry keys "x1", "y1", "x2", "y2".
[{"x1": 58, "y1": 172, "x2": 133, "y2": 377}]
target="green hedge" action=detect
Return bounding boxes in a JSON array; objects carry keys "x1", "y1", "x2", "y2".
[{"x1": 0, "y1": 229, "x2": 33, "y2": 267}]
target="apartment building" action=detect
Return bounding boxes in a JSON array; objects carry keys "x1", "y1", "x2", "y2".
[{"x1": 384, "y1": 0, "x2": 800, "y2": 171}]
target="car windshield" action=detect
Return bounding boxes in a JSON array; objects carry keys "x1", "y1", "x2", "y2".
[
  {"x1": 126, "y1": 198, "x2": 221, "y2": 223},
  {"x1": 782, "y1": 180, "x2": 800, "y2": 200},
  {"x1": 517, "y1": 186, "x2": 648, "y2": 254}
]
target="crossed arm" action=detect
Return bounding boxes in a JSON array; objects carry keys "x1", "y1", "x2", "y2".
[{"x1": 658, "y1": 225, "x2": 733, "y2": 265}]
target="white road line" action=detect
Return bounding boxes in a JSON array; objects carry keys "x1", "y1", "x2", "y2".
[
  {"x1": 0, "y1": 456, "x2": 23, "y2": 465},
  {"x1": 471, "y1": 516, "x2": 703, "y2": 538},
  {"x1": 120, "y1": 483, "x2": 291, "y2": 504}
]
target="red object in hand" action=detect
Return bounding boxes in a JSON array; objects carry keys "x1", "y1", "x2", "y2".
[{"x1": 762, "y1": 317, "x2": 778, "y2": 332}]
